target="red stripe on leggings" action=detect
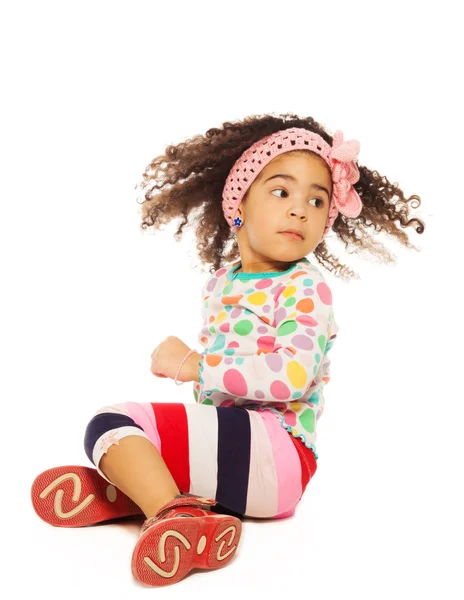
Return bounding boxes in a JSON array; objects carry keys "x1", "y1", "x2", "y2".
[
  {"x1": 150, "y1": 402, "x2": 190, "y2": 493},
  {"x1": 289, "y1": 435, "x2": 317, "y2": 494}
]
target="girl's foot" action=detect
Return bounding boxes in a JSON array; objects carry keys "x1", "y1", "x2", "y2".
[
  {"x1": 131, "y1": 493, "x2": 242, "y2": 587},
  {"x1": 31, "y1": 465, "x2": 143, "y2": 527}
]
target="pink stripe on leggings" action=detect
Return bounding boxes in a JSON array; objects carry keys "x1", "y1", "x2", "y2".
[
  {"x1": 123, "y1": 402, "x2": 162, "y2": 453},
  {"x1": 260, "y1": 410, "x2": 302, "y2": 516}
]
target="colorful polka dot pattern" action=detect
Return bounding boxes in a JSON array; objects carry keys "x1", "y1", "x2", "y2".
[{"x1": 194, "y1": 258, "x2": 339, "y2": 457}]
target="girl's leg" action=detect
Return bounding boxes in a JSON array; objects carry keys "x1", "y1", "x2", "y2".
[
  {"x1": 31, "y1": 399, "x2": 317, "y2": 585},
  {"x1": 83, "y1": 400, "x2": 314, "y2": 519},
  {"x1": 84, "y1": 402, "x2": 245, "y2": 587},
  {"x1": 31, "y1": 400, "x2": 317, "y2": 527},
  {"x1": 99, "y1": 436, "x2": 179, "y2": 518}
]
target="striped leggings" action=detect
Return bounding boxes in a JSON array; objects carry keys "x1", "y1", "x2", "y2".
[{"x1": 83, "y1": 401, "x2": 317, "y2": 519}]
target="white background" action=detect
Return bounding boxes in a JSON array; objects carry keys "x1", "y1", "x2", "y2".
[{"x1": 1, "y1": 1, "x2": 462, "y2": 598}]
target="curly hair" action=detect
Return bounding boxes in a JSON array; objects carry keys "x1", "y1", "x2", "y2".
[{"x1": 135, "y1": 112, "x2": 425, "y2": 280}]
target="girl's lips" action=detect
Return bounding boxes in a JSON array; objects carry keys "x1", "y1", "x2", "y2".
[{"x1": 279, "y1": 232, "x2": 304, "y2": 241}]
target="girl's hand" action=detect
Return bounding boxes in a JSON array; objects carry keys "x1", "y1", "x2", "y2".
[{"x1": 150, "y1": 336, "x2": 195, "y2": 383}]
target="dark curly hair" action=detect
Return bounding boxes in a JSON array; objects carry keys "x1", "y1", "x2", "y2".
[{"x1": 135, "y1": 112, "x2": 425, "y2": 280}]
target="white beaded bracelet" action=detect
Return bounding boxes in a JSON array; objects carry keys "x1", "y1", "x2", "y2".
[{"x1": 174, "y1": 348, "x2": 198, "y2": 386}]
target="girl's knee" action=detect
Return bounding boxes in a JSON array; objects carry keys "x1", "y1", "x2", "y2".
[{"x1": 83, "y1": 404, "x2": 133, "y2": 464}]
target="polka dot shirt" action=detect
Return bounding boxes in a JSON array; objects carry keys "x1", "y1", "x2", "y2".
[{"x1": 193, "y1": 257, "x2": 339, "y2": 460}]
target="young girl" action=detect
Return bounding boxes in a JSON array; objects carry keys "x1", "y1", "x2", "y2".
[{"x1": 30, "y1": 113, "x2": 425, "y2": 588}]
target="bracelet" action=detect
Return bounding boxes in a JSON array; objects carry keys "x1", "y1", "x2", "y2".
[{"x1": 174, "y1": 348, "x2": 198, "y2": 386}]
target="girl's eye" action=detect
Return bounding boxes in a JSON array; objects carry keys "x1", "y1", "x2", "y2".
[
  {"x1": 271, "y1": 188, "x2": 324, "y2": 208},
  {"x1": 310, "y1": 198, "x2": 325, "y2": 208},
  {"x1": 271, "y1": 188, "x2": 288, "y2": 199}
]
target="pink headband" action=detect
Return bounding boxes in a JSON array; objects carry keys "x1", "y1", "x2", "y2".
[{"x1": 222, "y1": 127, "x2": 363, "y2": 238}]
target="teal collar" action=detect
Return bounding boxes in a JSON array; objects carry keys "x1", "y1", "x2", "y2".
[{"x1": 230, "y1": 258, "x2": 310, "y2": 280}]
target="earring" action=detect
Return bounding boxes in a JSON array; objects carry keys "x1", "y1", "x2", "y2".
[{"x1": 234, "y1": 217, "x2": 242, "y2": 227}]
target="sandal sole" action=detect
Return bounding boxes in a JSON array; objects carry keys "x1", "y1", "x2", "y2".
[
  {"x1": 131, "y1": 513, "x2": 242, "y2": 586},
  {"x1": 31, "y1": 465, "x2": 143, "y2": 527}
]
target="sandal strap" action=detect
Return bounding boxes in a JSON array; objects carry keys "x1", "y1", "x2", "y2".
[{"x1": 145, "y1": 493, "x2": 217, "y2": 527}]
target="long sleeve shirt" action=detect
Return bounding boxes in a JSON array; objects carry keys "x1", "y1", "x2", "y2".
[{"x1": 192, "y1": 257, "x2": 339, "y2": 461}]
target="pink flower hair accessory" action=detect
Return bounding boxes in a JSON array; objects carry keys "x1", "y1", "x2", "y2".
[{"x1": 222, "y1": 127, "x2": 364, "y2": 238}]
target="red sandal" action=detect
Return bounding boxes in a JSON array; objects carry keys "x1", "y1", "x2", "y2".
[
  {"x1": 131, "y1": 493, "x2": 242, "y2": 587},
  {"x1": 31, "y1": 465, "x2": 143, "y2": 527}
]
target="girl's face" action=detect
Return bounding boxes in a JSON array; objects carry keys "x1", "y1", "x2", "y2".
[{"x1": 234, "y1": 151, "x2": 332, "y2": 273}]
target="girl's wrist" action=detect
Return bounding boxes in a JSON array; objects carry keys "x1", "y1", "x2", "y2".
[
  {"x1": 186, "y1": 351, "x2": 202, "y2": 382},
  {"x1": 174, "y1": 350, "x2": 202, "y2": 385}
]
